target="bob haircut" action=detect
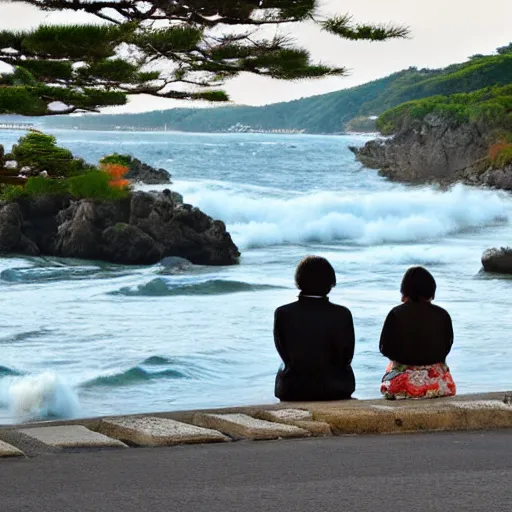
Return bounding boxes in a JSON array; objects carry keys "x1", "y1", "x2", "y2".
[
  {"x1": 400, "y1": 266, "x2": 436, "y2": 302},
  {"x1": 295, "y1": 255, "x2": 336, "y2": 297}
]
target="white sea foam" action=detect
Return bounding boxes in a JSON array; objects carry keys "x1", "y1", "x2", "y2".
[
  {"x1": 174, "y1": 182, "x2": 510, "y2": 249},
  {"x1": 0, "y1": 372, "x2": 80, "y2": 422}
]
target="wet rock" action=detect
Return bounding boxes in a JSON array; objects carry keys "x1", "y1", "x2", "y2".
[
  {"x1": 481, "y1": 247, "x2": 512, "y2": 274},
  {"x1": 0, "y1": 202, "x2": 22, "y2": 252},
  {"x1": 125, "y1": 157, "x2": 171, "y2": 185},
  {"x1": 102, "y1": 223, "x2": 162, "y2": 265},
  {"x1": 1, "y1": 191, "x2": 239, "y2": 266}
]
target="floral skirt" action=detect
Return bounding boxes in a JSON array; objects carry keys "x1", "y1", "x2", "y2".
[{"x1": 381, "y1": 362, "x2": 456, "y2": 400}]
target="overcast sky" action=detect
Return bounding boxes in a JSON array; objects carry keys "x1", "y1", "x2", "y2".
[{"x1": 0, "y1": 0, "x2": 510, "y2": 113}]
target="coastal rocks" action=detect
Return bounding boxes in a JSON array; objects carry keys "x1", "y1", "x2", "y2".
[
  {"x1": 124, "y1": 157, "x2": 171, "y2": 185},
  {"x1": 481, "y1": 247, "x2": 512, "y2": 274},
  {"x1": 468, "y1": 165, "x2": 512, "y2": 191},
  {"x1": 351, "y1": 119, "x2": 489, "y2": 184},
  {"x1": 0, "y1": 202, "x2": 22, "y2": 251},
  {"x1": 0, "y1": 190, "x2": 240, "y2": 266}
]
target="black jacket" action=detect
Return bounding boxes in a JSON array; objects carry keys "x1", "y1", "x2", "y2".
[
  {"x1": 380, "y1": 302, "x2": 454, "y2": 366},
  {"x1": 274, "y1": 296, "x2": 356, "y2": 401}
]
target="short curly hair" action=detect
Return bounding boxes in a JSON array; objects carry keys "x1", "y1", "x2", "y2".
[
  {"x1": 295, "y1": 255, "x2": 336, "y2": 297},
  {"x1": 400, "y1": 266, "x2": 436, "y2": 302}
]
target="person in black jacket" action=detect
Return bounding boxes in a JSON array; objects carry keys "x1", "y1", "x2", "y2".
[
  {"x1": 379, "y1": 266, "x2": 456, "y2": 399},
  {"x1": 273, "y1": 255, "x2": 356, "y2": 401}
]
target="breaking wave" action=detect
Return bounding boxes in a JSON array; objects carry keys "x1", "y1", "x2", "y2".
[
  {"x1": 0, "y1": 372, "x2": 79, "y2": 422},
  {"x1": 175, "y1": 182, "x2": 510, "y2": 249}
]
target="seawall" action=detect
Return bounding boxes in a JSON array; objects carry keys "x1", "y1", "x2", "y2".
[{"x1": 1, "y1": 391, "x2": 511, "y2": 458}]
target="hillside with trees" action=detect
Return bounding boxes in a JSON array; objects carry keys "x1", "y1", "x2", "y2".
[{"x1": 43, "y1": 45, "x2": 512, "y2": 133}]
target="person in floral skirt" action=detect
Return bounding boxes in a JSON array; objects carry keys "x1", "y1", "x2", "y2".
[{"x1": 379, "y1": 266, "x2": 456, "y2": 400}]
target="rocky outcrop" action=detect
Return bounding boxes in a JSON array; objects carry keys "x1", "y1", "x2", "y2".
[
  {"x1": 350, "y1": 114, "x2": 512, "y2": 190},
  {"x1": 125, "y1": 157, "x2": 171, "y2": 185},
  {"x1": 351, "y1": 115, "x2": 488, "y2": 182},
  {"x1": 0, "y1": 190, "x2": 239, "y2": 266},
  {"x1": 482, "y1": 247, "x2": 512, "y2": 274},
  {"x1": 459, "y1": 163, "x2": 512, "y2": 191}
]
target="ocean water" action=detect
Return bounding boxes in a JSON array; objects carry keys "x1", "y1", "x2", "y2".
[{"x1": 0, "y1": 129, "x2": 511, "y2": 425}]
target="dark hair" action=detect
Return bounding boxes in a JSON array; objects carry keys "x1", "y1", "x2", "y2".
[
  {"x1": 295, "y1": 255, "x2": 336, "y2": 297},
  {"x1": 400, "y1": 266, "x2": 436, "y2": 302}
]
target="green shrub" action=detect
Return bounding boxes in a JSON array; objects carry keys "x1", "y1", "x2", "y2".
[
  {"x1": 0, "y1": 185, "x2": 26, "y2": 201},
  {"x1": 23, "y1": 176, "x2": 69, "y2": 196},
  {"x1": 100, "y1": 153, "x2": 132, "y2": 166},
  {"x1": 66, "y1": 171, "x2": 129, "y2": 200},
  {"x1": 12, "y1": 132, "x2": 76, "y2": 177}
]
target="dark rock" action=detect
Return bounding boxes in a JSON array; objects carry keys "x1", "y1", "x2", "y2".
[
  {"x1": 17, "y1": 194, "x2": 71, "y2": 254},
  {"x1": 160, "y1": 256, "x2": 191, "y2": 271},
  {"x1": 352, "y1": 116, "x2": 489, "y2": 184},
  {"x1": 482, "y1": 247, "x2": 512, "y2": 274},
  {"x1": 352, "y1": 115, "x2": 512, "y2": 193},
  {"x1": 125, "y1": 157, "x2": 171, "y2": 185},
  {"x1": 17, "y1": 235, "x2": 40, "y2": 256},
  {"x1": 130, "y1": 193, "x2": 239, "y2": 265},
  {"x1": 55, "y1": 201, "x2": 105, "y2": 260},
  {"x1": 0, "y1": 203, "x2": 22, "y2": 252},
  {"x1": 479, "y1": 166, "x2": 512, "y2": 191},
  {"x1": 1, "y1": 190, "x2": 239, "y2": 266},
  {"x1": 102, "y1": 223, "x2": 162, "y2": 265}
]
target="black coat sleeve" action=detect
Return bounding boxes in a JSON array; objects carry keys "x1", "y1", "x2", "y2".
[
  {"x1": 342, "y1": 310, "x2": 355, "y2": 366},
  {"x1": 444, "y1": 312, "x2": 454, "y2": 358},
  {"x1": 273, "y1": 308, "x2": 289, "y2": 365},
  {"x1": 331, "y1": 308, "x2": 355, "y2": 368},
  {"x1": 379, "y1": 310, "x2": 398, "y2": 361}
]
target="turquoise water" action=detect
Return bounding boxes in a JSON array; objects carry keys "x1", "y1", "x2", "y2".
[{"x1": 0, "y1": 129, "x2": 511, "y2": 424}]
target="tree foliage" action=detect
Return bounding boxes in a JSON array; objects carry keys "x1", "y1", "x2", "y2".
[
  {"x1": 11, "y1": 131, "x2": 94, "y2": 176},
  {"x1": 376, "y1": 84, "x2": 512, "y2": 136},
  {"x1": 0, "y1": 0, "x2": 408, "y2": 115},
  {"x1": 44, "y1": 46, "x2": 512, "y2": 134},
  {"x1": 0, "y1": 131, "x2": 131, "y2": 200}
]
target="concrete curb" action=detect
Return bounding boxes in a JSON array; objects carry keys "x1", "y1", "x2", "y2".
[
  {"x1": 19, "y1": 425, "x2": 127, "y2": 449},
  {"x1": 97, "y1": 416, "x2": 230, "y2": 446},
  {"x1": 0, "y1": 440, "x2": 24, "y2": 458},
  {"x1": 193, "y1": 412, "x2": 310, "y2": 440},
  {"x1": 0, "y1": 392, "x2": 511, "y2": 461}
]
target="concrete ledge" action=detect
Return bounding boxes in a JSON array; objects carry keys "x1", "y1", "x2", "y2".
[
  {"x1": 2, "y1": 392, "x2": 511, "y2": 445},
  {"x1": 193, "y1": 413, "x2": 309, "y2": 440},
  {"x1": 97, "y1": 416, "x2": 230, "y2": 446},
  {"x1": 0, "y1": 440, "x2": 24, "y2": 458},
  {"x1": 254, "y1": 409, "x2": 332, "y2": 436},
  {"x1": 309, "y1": 400, "x2": 512, "y2": 435},
  {"x1": 18, "y1": 425, "x2": 127, "y2": 449}
]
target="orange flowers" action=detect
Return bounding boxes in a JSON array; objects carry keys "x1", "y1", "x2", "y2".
[
  {"x1": 489, "y1": 141, "x2": 512, "y2": 165},
  {"x1": 100, "y1": 163, "x2": 130, "y2": 188}
]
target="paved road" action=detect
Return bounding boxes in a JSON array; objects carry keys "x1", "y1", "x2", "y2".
[{"x1": 2, "y1": 430, "x2": 512, "y2": 512}]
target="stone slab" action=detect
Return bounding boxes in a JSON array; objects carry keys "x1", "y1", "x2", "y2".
[
  {"x1": 260, "y1": 409, "x2": 313, "y2": 422},
  {"x1": 98, "y1": 416, "x2": 230, "y2": 447},
  {"x1": 448, "y1": 400, "x2": 512, "y2": 410},
  {"x1": 19, "y1": 425, "x2": 127, "y2": 449},
  {"x1": 255, "y1": 409, "x2": 332, "y2": 436},
  {"x1": 0, "y1": 440, "x2": 24, "y2": 458},
  {"x1": 193, "y1": 413, "x2": 309, "y2": 440}
]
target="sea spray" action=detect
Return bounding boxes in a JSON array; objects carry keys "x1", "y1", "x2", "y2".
[
  {"x1": 0, "y1": 372, "x2": 80, "y2": 422},
  {"x1": 174, "y1": 182, "x2": 510, "y2": 249}
]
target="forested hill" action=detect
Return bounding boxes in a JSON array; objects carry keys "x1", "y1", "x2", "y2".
[{"x1": 43, "y1": 46, "x2": 512, "y2": 134}]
